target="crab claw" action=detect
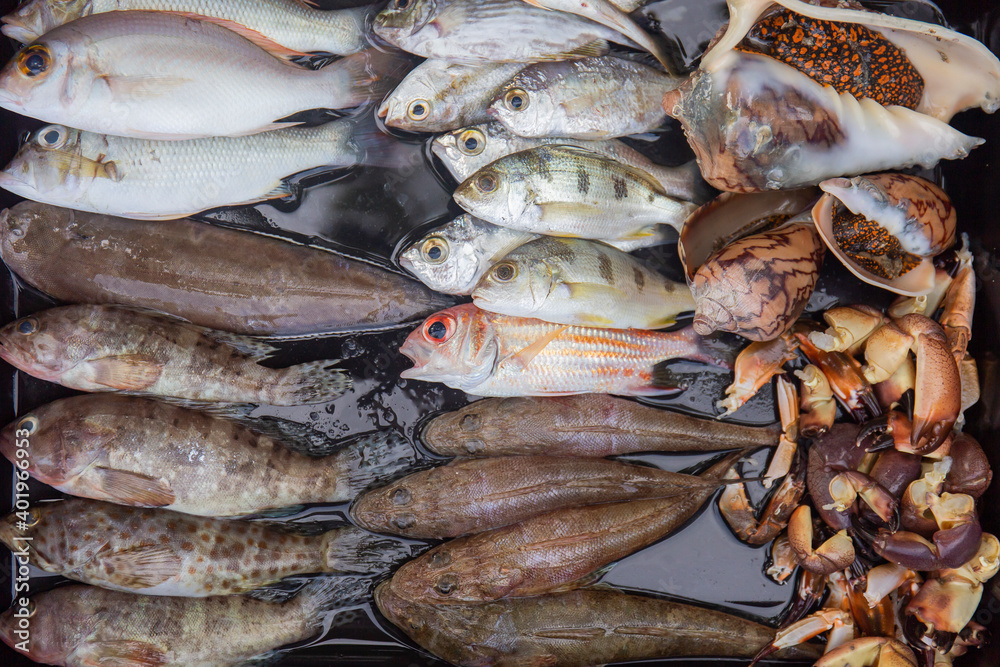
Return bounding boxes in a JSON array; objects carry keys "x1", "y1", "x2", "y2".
[
  {"x1": 862, "y1": 323, "x2": 915, "y2": 385},
  {"x1": 938, "y1": 233, "x2": 974, "y2": 365},
  {"x1": 943, "y1": 433, "x2": 993, "y2": 499},
  {"x1": 815, "y1": 637, "x2": 918, "y2": 667},
  {"x1": 866, "y1": 493, "x2": 982, "y2": 570},
  {"x1": 888, "y1": 267, "x2": 953, "y2": 319},
  {"x1": 717, "y1": 335, "x2": 799, "y2": 417},
  {"x1": 766, "y1": 533, "x2": 798, "y2": 584},
  {"x1": 864, "y1": 563, "x2": 919, "y2": 608},
  {"x1": 874, "y1": 356, "x2": 915, "y2": 411},
  {"x1": 795, "y1": 365, "x2": 836, "y2": 438},
  {"x1": 751, "y1": 608, "x2": 855, "y2": 665},
  {"x1": 826, "y1": 470, "x2": 900, "y2": 528},
  {"x1": 857, "y1": 411, "x2": 912, "y2": 453},
  {"x1": 808, "y1": 305, "x2": 888, "y2": 355},
  {"x1": 763, "y1": 374, "x2": 799, "y2": 488},
  {"x1": 788, "y1": 505, "x2": 856, "y2": 575},
  {"x1": 795, "y1": 332, "x2": 882, "y2": 422},
  {"x1": 901, "y1": 460, "x2": 952, "y2": 536},
  {"x1": 719, "y1": 451, "x2": 807, "y2": 546}
]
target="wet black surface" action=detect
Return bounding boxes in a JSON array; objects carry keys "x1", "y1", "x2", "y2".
[{"x1": 0, "y1": 0, "x2": 999, "y2": 665}]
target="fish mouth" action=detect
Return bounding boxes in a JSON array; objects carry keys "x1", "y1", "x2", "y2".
[
  {"x1": 0, "y1": 16, "x2": 33, "y2": 44},
  {"x1": 376, "y1": 98, "x2": 392, "y2": 119}
]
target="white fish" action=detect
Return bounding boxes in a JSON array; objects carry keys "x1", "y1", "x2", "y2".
[
  {"x1": 0, "y1": 11, "x2": 399, "y2": 139},
  {"x1": 0, "y1": 121, "x2": 385, "y2": 220}
]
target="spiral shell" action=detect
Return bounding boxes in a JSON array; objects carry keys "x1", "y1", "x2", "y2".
[
  {"x1": 812, "y1": 173, "x2": 956, "y2": 296},
  {"x1": 690, "y1": 217, "x2": 825, "y2": 342}
]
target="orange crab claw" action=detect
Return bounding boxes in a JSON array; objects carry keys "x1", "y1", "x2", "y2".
[
  {"x1": 815, "y1": 637, "x2": 918, "y2": 667},
  {"x1": 788, "y1": 505, "x2": 856, "y2": 575},
  {"x1": 795, "y1": 331, "x2": 881, "y2": 422}
]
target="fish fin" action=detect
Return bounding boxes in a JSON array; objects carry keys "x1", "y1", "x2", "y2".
[
  {"x1": 336, "y1": 431, "x2": 418, "y2": 497},
  {"x1": 326, "y1": 48, "x2": 411, "y2": 108},
  {"x1": 94, "y1": 544, "x2": 182, "y2": 588},
  {"x1": 698, "y1": 451, "x2": 746, "y2": 482},
  {"x1": 97, "y1": 74, "x2": 193, "y2": 99},
  {"x1": 625, "y1": 132, "x2": 663, "y2": 143},
  {"x1": 89, "y1": 354, "x2": 163, "y2": 391},
  {"x1": 299, "y1": 575, "x2": 374, "y2": 623},
  {"x1": 507, "y1": 325, "x2": 569, "y2": 369},
  {"x1": 235, "y1": 416, "x2": 338, "y2": 457},
  {"x1": 92, "y1": 467, "x2": 176, "y2": 508},
  {"x1": 548, "y1": 39, "x2": 610, "y2": 61},
  {"x1": 262, "y1": 181, "x2": 296, "y2": 201},
  {"x1": 521, "y1": 0, "x2": 553, "y2": 8},
  {"x1": 277, "y1": 359, "x2": 352, "y2": 403},
  {"x1": 294, "y1": 0, "x2": 320, "y2": 8},
  {"x1": 72, "y1": 640, "x2": 168, "y2": 667},
  {"x1": 137, "y1": 396, "x2": 255, "y2": 419},
  {"x1": 199, "y1": 331, "x2": 279, "y2": 362},
  {"x1": 321, "y1": 526, "x2": 419, "y2": 574},
  {"x1": 246, "y1": 505, "x2": 308, "y2": 519},
  {"x1": 166, "y1": 13, "x2": 312, "y2": 59},
  {"x1": 344, "y1": 114, "x2": 410, "y2": 169},
  {"x1": 550, "y1": 562, "x2": 615, "y2": 593},
  {"x1": 235, "y1": 650, "x2": 290, "y2": 667}
]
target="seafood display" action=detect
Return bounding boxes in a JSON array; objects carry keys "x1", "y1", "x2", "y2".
[{"x1": 0, "y1": 0, "x2": 998, "y2": 665}]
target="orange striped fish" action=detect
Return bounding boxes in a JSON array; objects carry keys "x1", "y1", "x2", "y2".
[{"x1": 399, "y1": 304, "x2": 730, "y2": 396}]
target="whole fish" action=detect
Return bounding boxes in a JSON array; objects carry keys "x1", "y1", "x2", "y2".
[
  {"x1": 0, "y1": 305, "x2": 349, "y2": 404},
  {"x1": 376, "y1": 585, "x2": 821, "y2": 666},
  {"x1": 519, "y1": 1, "x2": 672, "y2": 70},
  {"x1": 0, "y1": 121, "x2": 387, "y2": 220},
  {"x1": 453, "y1": 145, "x2": 698, "y2": 242},
  {"x1": 1, "y1": 0, "x2": 371, "y2": 54},
  {"x1": 472, "y1": 236, "x2": 694, "y2": 328},
  {"x1": 398, "y1": 215, "x2": 659, "y2": 296},
  {"x1": 0, "y1": 11, "x2": 397, "y2": 139},
  {"x1": 489, "y1": 55, "x2": 680, "y2": 139},
  {"x1": 351, "y1": 455, "x2": 725, "y2": 539},
  {"x1": 373, "y1": 0, "x2": 634, "y2": 63},
  {"x1": 432, "y1": 122, "x2": 706, "y2": 201},
  {"x1": 0, "y1": 394, "x2": 416, "y2": 517},
  {"x1": 399, "y1": 304, "x2": 727, "y2": 396},
  {"x1": 0, "y1": 203, "x2": 452, "y2": 335},
  {"x1": 1, "y1": 498, "x2": 415, "y2": 596},
  {"x1": 422, "y1": 394, "x2": 781, "y2": 458},
  {"x1": 379, "y1": 60, "x2": 525, "y2": 133},
  {"x1": 386, "y1": 455, "x2": 733, "y2": 603},
  {"x1": 0, "y1": 580, "x2": 364, "y2": 666}
]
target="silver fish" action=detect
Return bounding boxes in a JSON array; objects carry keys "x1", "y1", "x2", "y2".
[
  {"x1": 489, "y1": 55, "x2": 681, "y2": 139},
  {"x1": 0, "y1": 11, "x2": 397, "y2": 139},
  {"x1": 472, "y1": 236, "x2": 694, "y2": 328},
  {"x1": 373, "y1": 0, "x2": 633, "y2": 63},
  {"x1": 432, "y1": 123, "x2": 705, "y2": 203},
  {"x1": 1, "y1": 0, "x2": 371, "y2": 54},
  {"x1": 379, "y1": 60, "x2": 525, "y2": 133},
  {"x1": 0, "y1": 121, "x2": 386, "y2": 220},
  {"x1": 453, "y1": 145, "x2": 698, "y2": 242}
]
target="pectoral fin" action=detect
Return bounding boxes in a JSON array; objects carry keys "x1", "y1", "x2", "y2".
[
  {"x1": 508, "y1": 325, "x2": 569, "y2": 369},
  {"x1": 93, "y1": 544, "x2": 182, "y2": 589},
  {"x1": 92, "y1": 467, "x2": 176, "y2": 508},
  {"x1": 88, "y1": 354, "x2": 163, "y2": 391},
  {"x1": 73, "y1": 640, "x2": 168, "y2": 667}
]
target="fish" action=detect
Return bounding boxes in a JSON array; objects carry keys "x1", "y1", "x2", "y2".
[
  {"x1": 0, "y1": 121, "x2": 390, "y2": 220},
  {"x1": 1, "y1": 0, "x2": 372, "y2": 55},
  {"x1": 398, "y1": 214, "x2": 661, "y2": 296},
  {"x1": 452, "y1": 145, "x2": 699, "y2": 242},
  {"x1": 385, "y1": 454, "x2": 735, "y2": 603},
  {"x1": 399, "y1": 303, "x2": 729, "y2": 397},
  {"x1": 0, "y1": 498, "x2": 417, "y2": 596},
  {"x1": 379, "y1": 60, "x2": 526, "y2": 133},
  {"x1": 488, "y1": 55, "x2": 681, "y2": 139},
  {"x1": 0, "y1": 203, "x2": 453, "y2": 335},
  {"x1": 518, "y1": 1, "x2": 673, "y2": 70},
  {"x1": 0, "y1": 11, "x2": 399, "y2": 139},
  {"x1": 351, "y1": 455, "x2": 727, "y2": 539},
  {"x1": 1, "y1": 579, "x2": 367, "y2": 666},
  {"x1": 373, "y1": 0, "x2": 634, "y2": 63},
  {"x1": 0, "y1": 305, "x2": 350, "y2": 405},
  {"x1": 431, "y1": 122, "x2": 707, "y2": 202},
  {"x1": 421, "y1": 394, "x2": 782, "y2": 458},
  {"x1": 0, "y1": 394, "x2": 417, "y2": 517},
  {"x1": 376, "y1": 585, "x2": 822, "y2": 666},
  {"x1": 471, "y1": 236, "x2": 695, "y2": 328}
]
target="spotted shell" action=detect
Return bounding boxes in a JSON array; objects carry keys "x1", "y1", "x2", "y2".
[
  {"x1": 812, "y1": 173, "x2": 956, "y2": 297},
  {"x1": 690, "y1": 216, "x2": 826, "y2": 342}
]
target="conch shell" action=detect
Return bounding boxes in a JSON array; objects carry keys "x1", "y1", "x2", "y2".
[
  {"x1": 690, "y1": 213, "x2": 825, "y2": 341},
  {"x1": 812, "y1": 173, "x2": 956, "y2": 296},
  {"x1": 663, "y1": 0, "x2": 1000, "y2": 192}
]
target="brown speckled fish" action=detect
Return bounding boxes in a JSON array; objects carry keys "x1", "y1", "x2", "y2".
[
  {"x1": 0, "y1": 580, "x2": 361, "y2": 666},
  {"x1": 0, "y1": 394, "x2": 416, "y2": 517},
  {"x1": 0, "y1": 305, "x2": 349, "y2": 404},
  {"x1": 0, "y1": 498, "x2": 416, "y2": 596}
]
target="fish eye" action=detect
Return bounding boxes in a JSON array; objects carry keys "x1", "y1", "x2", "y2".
[
  {"x1": 407, "y1": 99, "x2": 430, "y2": 121},
  {"x1": 420, "y1": 237, "x2": 448, "y2": 265},
  {"x1": 36, "y1": 125, "x2": 67, "y2": 150},
  {"x1": 17, "y1": 44, "x2": 50, "y2": 78},
  {"x1": 391, "y1": 487, "x2": 412, "y2": 506},
  {"x1": 476, "y1": 173, "x2": 498, "y2": 193},
  {"x1": 423, "y1": 315, "x2": 455, "y2": 343},
  {"x1": 434, "y1": 574, "x2": 459, "y2": 596},
  {"x1": 394, "y1": 0, "x2": 410, "y2": 8},
  {"x1": 491, "y1": 262, "x2": 516, "y2": 282},
  {"x1": 458, "y1": 129, "x2": 485, "y2": 156},
  {"x1": 504, "y1": 88, "x2": 529, "y2": 112},
  {"x1": 17, "y1": 414, "x2": 39, "y2": 434},
  {"x1": 24, "y1": 508, "x2": 41, "y2": 528},
  {"x1": 459, "y1": 413, "x2": 480, "y2": 432},
  {"x1": 19, "y1": 599, "x2": 36, "y2": 619},
  {"x1": 16, "y1": 317, "x2": 39, "y2": 335}
]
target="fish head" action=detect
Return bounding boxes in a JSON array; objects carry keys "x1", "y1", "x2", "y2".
[
  {"x1": 453, "y1": 162, "x2": 525, "y2": 226},
  {"x1": 0, "y1": 588, "x2": 84, "y2": 664},
  {"x1": 0, "y1": 34, "x2": 82, "y2": 114},
  {"x1": 399, "y1": 304, "x2": 498, "y2": 390},
  {"x1": 0, "y1": 504, "x2": 60, "y2": 571},
  {"x1": 421, "y1": 397, "x2": 539, "y2": 456},
  {"x1": 378, "y1": 71, "x2": 454, "y2": 132},
  {"x1": 432, "y1": 124, "x2": 504, "y2": 182},
  {"x1": 374, "y1": 0, "x2": 438, "y2": 43},
  {"x1": 1, "y1": 0, "x2": 91, "y2": 44},
  {"x1": 0, "y1": 124, "x2": 94, "y2": 204},
  {"x1": 488, "y1": 71, "x2": 558, "y2": 137},
  {"x1": 387, "y1": 541, "x2": 504, "y2": 604},
  {"x1": 399, "y1": 217, "x2": 483, "y2": 295},
  {"x1": 351, "y1": 478, "x2": 424, "y2": 536},
  {"x1": 471, "y1": 251, "x2": 553, "y2": 318},
  {"x1": 0, "y1": 306, "x2": 97, "y2": 384},
  {"x1": 0, "y1": 403, "x2": 105, "y2": 488}
]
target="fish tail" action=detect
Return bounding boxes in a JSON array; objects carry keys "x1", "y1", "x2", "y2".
[
  {"x1": 698, "y1": 451, "x2": 746, "y2": 482},
  {"x1": 337, "y1": 431, "x2": 419, "y2": 496},
  {"x1": 273, "y1": 360, "x2": 351, "y2": 404},
  {"x1": 295, "y1": 575, "x2": 373, "y2": 627},
  {"x1": 342, "y1": 113, "x2": 412, "y2": 169},
  {"x1": 324, "y1": 47, "x2": 411, "y2": 109},
  {"x1": 678, "y1": 326, "x2": 736, "y2": 369},
  {"x1": 321, "y1": 526, "x2": 421, "y2": 574}
]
